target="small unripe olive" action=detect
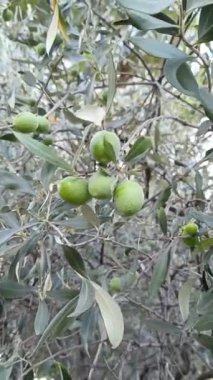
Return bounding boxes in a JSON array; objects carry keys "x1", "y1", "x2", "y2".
[
  {"x1": 13, "y1": 111, "x2": 38, "y2": 133},
  {"x1": 2, "y1": 9, "x2": 13, "y2": 22},
  {"x1": 110, "y1": 277, "x2": 122, "y2": 292},
  {"x1": 36, "y1": 43, "x2": 46, "y2": 56},
  {"x1": 114, "y1": 180, "x2": 144, "y2": 216},
  {"x1": 88, "y1": 172, "x2": 116, "y2": 200},
  {"x1": 37, "y1": 115, "x2": 49, "y2": 133},
  {"x1": 58, "y1": 177, "x2": 91, "y2": 206},
  {"x1": 90, "y1": 130, "x2": 120, "y2": 165},
  {"x1": 181, "y1": 222, "x2": 198, "y2": 236}
]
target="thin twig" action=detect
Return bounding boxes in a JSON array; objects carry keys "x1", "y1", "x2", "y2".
[{"x1": 88, "y1": 342, "x2": 103, "y2": 380}]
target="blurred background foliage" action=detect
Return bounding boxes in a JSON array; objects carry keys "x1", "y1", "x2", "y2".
[{"x1": 0, "y1": 0, "x2": 213, "y2": 379}]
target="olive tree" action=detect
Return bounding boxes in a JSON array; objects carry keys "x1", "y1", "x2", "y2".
[{"x1": 0, "y1": 0, "x2": 213, "y2": 379}]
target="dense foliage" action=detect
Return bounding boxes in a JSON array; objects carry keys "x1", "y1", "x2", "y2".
[{"x1": 0, "y1": 0, "x2": 213, "y2": 379}]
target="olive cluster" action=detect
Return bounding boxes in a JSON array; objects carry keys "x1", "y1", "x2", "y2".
[
  {"x1": 13, "y1": 111, "x2": 52, "y2": 145},
  {"x1": 58, "y1": 130, "x2": 144, "y2": 217}
]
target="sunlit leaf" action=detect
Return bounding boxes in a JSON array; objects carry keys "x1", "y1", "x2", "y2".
[
  {"x1": 178, "y1": 279, "x2": 194, "y2": 321},
  {"x1": 92, "y1": 281, "x2": 124, "y2": 348},
  {"x1": 70, "y1": 279, "x2": 95, "y2": 317},
  {"x1": 46, "y1": 0, "x2": 59, "y2": 55},
  {"x1": 74, "y1": 106, "x2": 106, "y2": 127}
]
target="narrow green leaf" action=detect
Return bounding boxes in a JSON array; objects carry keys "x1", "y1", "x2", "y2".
[
  {"x1": 63, "y1": 245, "x2": 88, "y2": 278},
  {"x1": 31, "y1": 296, "x2": 78, "y2": 356},
  {"x1": 0, "y1": 227, "x2": 21, "y2": 247},
  {"x1": 127, "y1": 11, "x2": 177, "y2": 31},
  {"x1": 125, "y1": 136, "x2": 152, "y2": 161},
  {"x1": 81, "y1": 204, "x2": 100, "y2": 228},
  {"x1": 54, "y1": 216, "x2": 93, "y2": 230},
  {"x1": 193, "y1": 333, "x2": 213, "y2": 351},
  {"x1": 40, "y1": 162, "x2": 57, "y2": 190},
  {"x1": 70, "y1": 279, "x2": 95, "y2": 317},
  {"x1": 57, "y1": 363, "x2": 73, "y2": 380},
  {"x1": 131, "y1": 37, "x2": 186, "y2": 59},
  {"x1": 120, "y1": 268, "x2": 137, "y2": 289},
  {"x1": 13, "y1": 132, "x2": 71, "y2": 171},
  {"x1": 155, "y1": 187, "x2": 171, "y2": 209},
  {"x1": 198, "y1": 88, "x2": 213, "y2": 122},
  {"x1": 157, "y1": 207, "x2": 167, "y2": 235},
  {"x1": 8, "y1": 232, "x2": 41, "y2": 281},
  {"x1": 0, "y1": 133, "x2": 17, "y2": 142},
  {"x1": 195, "y1": 171, "x2": 203, "y2": 192},
  {"x1": 149, "y1": 245, "x2": 171, "y2": 299},
  {"x1": 34, "y1": 300, "x2": 49, "y2": 335},
  {"x1": 197, "y1": 120, "x2": 211, "y2": 137},
  {"x1": 196, "y1": 238, "x2": 213, "y2": 251},
  {"x1": 189, "y1": 210, "x2": 213, "y2": 228},
  {"x1": 198, "y1": 5, "x2": 213, "y2": 43},
  {"x1": 154, "y1": 125, "x2": 160, "y2": 148},
  {"x1": 92, "y1": 281, "x2": 124, "y2": 348},
  {"x1": 0, "y1": 171, "x2": 34, "y2": 194},
  {"x1": 106, "y1": 52, "x2": 116, "y2": 114},
  {"x1": 48, "y1": 288, "x2": 79, "y2": 302},
  {"x1": 0, "y1": 364, "x2": 13, "y2": 380},
  {"x1": 164, "y1": 59, "x2": 199, "y2": 98},
  {"x1": 46, "y1": 1, "x2": 59, "y2": 55},
  {"x1": 145, "y1": 319, "x2": 181, "y2": 335},
  {"x1": 80, "y1": 307, "x2": 97, "y2": 356},
  {"x1": 194, "y1": 313, "x2": 213, "y2": 332},
  {"x1": 23, "y1": 364, "x2": 34, "y2": 380},
  {"x1": 0, "y1": 279, "x2": 33, "y2": 299},
  {"x1": 52, "y1": 362, "x2": 73, "y2": 380},
  {"x1": 22, "y1": 71, "x2": 37, "y2": 86},
  {"x1": 187, "y1": 0, "x2": 213, "y2": 12},
  {"x1": 178, "y1": 279, "x2": 194, "y2": 321},
  {"x1": 197, "y1": 290, "x2": 213, "y2": 315},
  {"x1": 204, "y1": 148, "x2": 213, "y2": 161},
  {"x1": 117, "y1": 0, "x2": 174, "y2": 15}
]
